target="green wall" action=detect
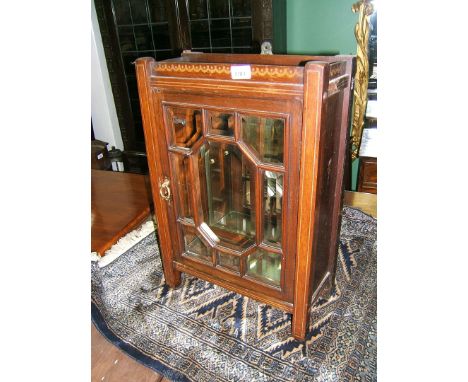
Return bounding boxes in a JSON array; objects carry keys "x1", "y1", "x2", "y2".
[
  {"x1": 285, "y1": 0, "x2": 360, "y2": 189},
  {"x1": 286, "y1": 0, "x2": 358, "y2": 55}
]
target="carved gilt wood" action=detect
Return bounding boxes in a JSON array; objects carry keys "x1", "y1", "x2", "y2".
[{"x1": 350, "y1": 0, "x2": 374, "y2": 160}]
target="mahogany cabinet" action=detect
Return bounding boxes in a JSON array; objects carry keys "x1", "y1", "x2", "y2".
[{"x1": 135, "y1": 52, "x2": 354, "y2": 340}]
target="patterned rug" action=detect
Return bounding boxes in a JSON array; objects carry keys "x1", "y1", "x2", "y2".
[{"x1": 91, "y1": 207, "x2": 377, "y2": 381}]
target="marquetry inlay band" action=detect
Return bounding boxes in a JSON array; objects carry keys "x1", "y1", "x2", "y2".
[{"x1": 155, "y1": 63, "x2": 302, "y2": 79}]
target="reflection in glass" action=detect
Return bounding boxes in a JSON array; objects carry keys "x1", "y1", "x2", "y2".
[
  {"x1": 218, "y1": 252, "x2": 240, "y2": 272},
  {"x1": 168, "y1": 108, "x2": 203, "y2": 148},
  {"x1": 209, "y1": 112, "x2": 234, "y2": 137},
  {"x1": 199, "y1": 142, "x2": 256, "y2": 252},
  {"x1": 170, "y1": 154, "x2": 192, "y2": 219},
  {"x1": 241, "y1": 116, "x2": 284, "y2": 164},
  {"x1": 246, "y1": 250, "x2": 281, "y2": 286},
  {"x1": 264, "y1": 171, "x2": 283, "y2": 245},
  {"x1": 183, "y1": 230, "x2": 211, "y2": 262}
]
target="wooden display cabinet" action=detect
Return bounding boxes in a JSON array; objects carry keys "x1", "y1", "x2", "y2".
[{"x1": 135, "y1": 52, "x2": 354, "y2": 340}]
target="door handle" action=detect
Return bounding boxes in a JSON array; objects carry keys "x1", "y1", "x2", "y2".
[{"x1": 159, "y1": 177, "x2": 171, "y2": 201}]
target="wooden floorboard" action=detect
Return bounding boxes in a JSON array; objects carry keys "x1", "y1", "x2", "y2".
[
  {"x1": 92, "y1": 324, "x2": 164, "y2": 382},
  {"x1": 343, "y1": 190, "x2": 377, "y2": 218}
]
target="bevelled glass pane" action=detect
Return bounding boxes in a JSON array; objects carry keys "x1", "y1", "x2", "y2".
[
  {"x1": 218, "y1": 252, "x2": 240, "y2": 272},
  {"x1": 118, "y1": 26, "x2": 136, "y2": 52},
  {"x1": 170, "y1": 154, "x2": 193, "y2": 219},
  {"x1": 191, "y1": 20, "x2": 210, "y2": 48},
  {"x1": 199, "y1": 142, "x2": 256, "y2": 252},
  {"x1": 210, "y1": 19, "x2": 231, "y2": 47},
  {"x1": 231, "y1": 0, "x2": 251, "y2": 17},
  {"x1": 263, "y1": 171, "x2": 283, "y2": 245},
  {"x1": 134, "y1": 25, "x2": 154, "y2": 51},
  {"x1": 113, "y1": 0, "x2": 132, "y2": 25},
  {"x1": 129, "y1": 0, "x2": 148, "y2": 24},
  {"x1": 210, "y1": 0, "x2": 229, "y2": 18},
  {"x1": 152, "y1": 23, "x2": 171, "y2": 49},
  {"x1": 167, "y1": 107, "x2": 203, "y2": 148},
  {"x1": 148, "y1": 0, "x2": 167, "y2": 22},
  {"x1": 189, "y1": 0, "x2": 208, "y2": 19},
  {"x1": 241, "y1": 116, "x2": 285, "y2": 164},
  {"x1": 208, "y1": 111, "x2": 234, "y2": 137},
  {"x1": 246, "y1": 250, "x2": 281, "y2": 286},
  {"x1": 183, "y1": 230, "x2": 211, "y2": 262}
]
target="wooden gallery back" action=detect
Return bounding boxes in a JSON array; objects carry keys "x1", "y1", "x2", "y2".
[{"x1": 135, "y1": 52, "x2": 354, "y2": 340}]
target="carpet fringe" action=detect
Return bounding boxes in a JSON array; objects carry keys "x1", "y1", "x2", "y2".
[{"x1": 92, "y1": 219, "x2": 156, "y2": 268}]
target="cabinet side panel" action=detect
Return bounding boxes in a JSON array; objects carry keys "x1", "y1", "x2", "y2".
[{"x1": 311, "y1": 91, "x2": 344, "y2": 294}]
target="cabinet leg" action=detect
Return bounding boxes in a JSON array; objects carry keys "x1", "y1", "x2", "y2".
[
  {"x1": 162, "y1": 265, "x2": 181, "y2": 288},
  {"x1": 291, "y1": 307, "x2": 309, "y2": 341}
]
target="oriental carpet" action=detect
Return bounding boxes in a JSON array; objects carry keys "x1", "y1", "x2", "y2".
[{"x1": 91, "y1": 207, "x2": 377, "y2": 381}]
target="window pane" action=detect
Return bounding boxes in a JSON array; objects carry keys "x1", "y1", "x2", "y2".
[
  {"x1": 191, "y1": 20, "x2": 210, "y2": 48},
  {"x1": 210, "y1": 19, "x2": 231, "y2": 47},
  {"x1": 118, "y1": 26, "x2": 136, "y2": 52},
  {"x1": 113, "y1": 0, "x2": 132, "y2": 25},
  {"x1": 188, "y1": 0, "x2": 208, "y2": 19},
  {"x1": 148, "y1": 0, "x2": 167, "y2": 22},
  {"x1": 231, "y1": 0, "x2": 251, "y2": 17},
  {"x1": 232, "y1": 26, "x2": 252, "y2": 46},
  {"x1": 129, "y1": 0, "x2": 148, "y2": 24},
  {"x1": 122, "y1": 53, "x2": 139, "y2": 75},
  {"x1": 152, "y1": 23, "x2": 171, "y2": 49},
  {"x1": 134, "y1": 25, "x2": 153, "y2": 51},
  {"x1": 210, "y1": 0, "x2": 229, "y2": 18}
]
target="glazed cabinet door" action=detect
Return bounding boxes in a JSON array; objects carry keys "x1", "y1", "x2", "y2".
[{"x1": 160, "y1": 95, "x2": 300, "y2": 303}]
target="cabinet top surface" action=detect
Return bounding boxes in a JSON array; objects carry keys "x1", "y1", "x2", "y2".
[{"x1": 168, "y1": 52, "x2": 353, "y2": 67}]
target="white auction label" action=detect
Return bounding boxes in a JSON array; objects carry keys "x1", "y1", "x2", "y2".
[{"x1": 230, "y1": 65, "x2": 251, "y2": 80}]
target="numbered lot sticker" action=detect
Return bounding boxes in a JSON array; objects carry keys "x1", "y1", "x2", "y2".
[{"x1": 230, "y1": 65, "x2": 251, "y2": 80}]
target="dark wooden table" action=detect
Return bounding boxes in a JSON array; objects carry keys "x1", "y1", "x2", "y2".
[{"x1": 91, "y1": 170, "x2": 153, "y2": 256}]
